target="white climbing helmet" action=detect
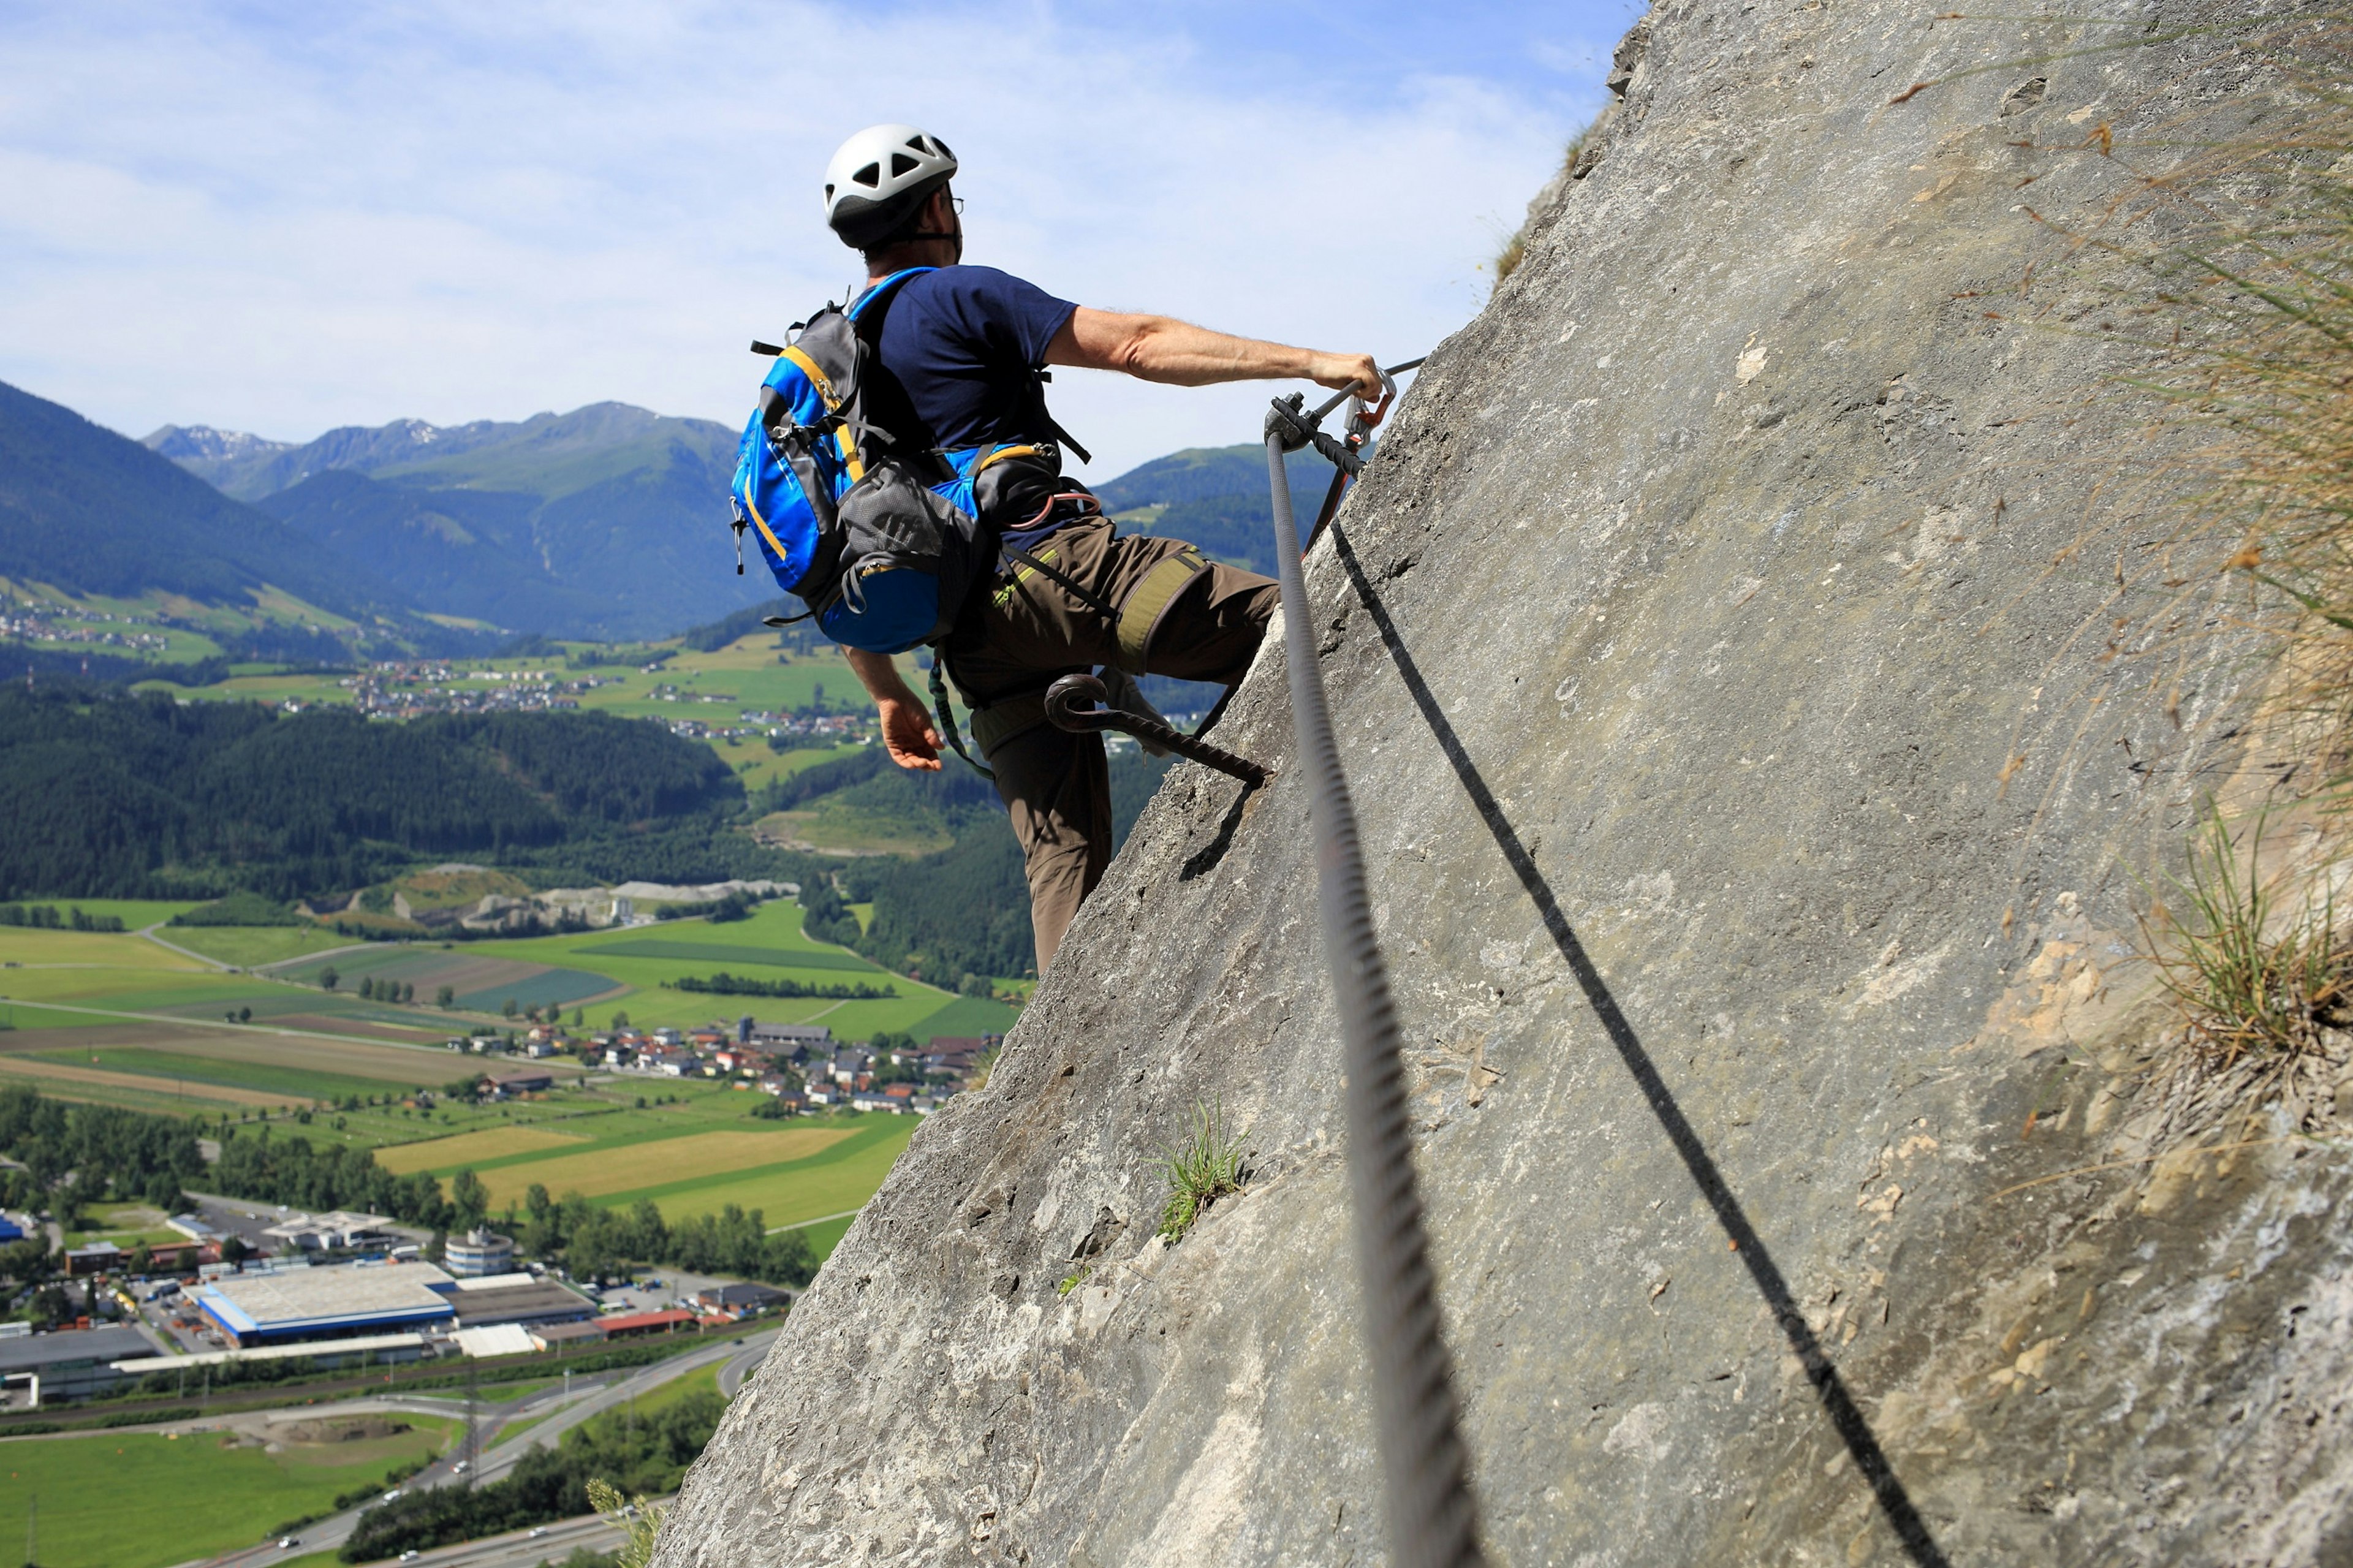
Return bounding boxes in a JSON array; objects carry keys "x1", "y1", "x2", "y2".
[{"x1": 823, "y1": 123, "x2": 958, "y2": 248}]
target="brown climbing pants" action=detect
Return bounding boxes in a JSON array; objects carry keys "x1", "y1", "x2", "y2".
[{"x1": 942, "y1": 517, "x2": 1277, "y2": 974}]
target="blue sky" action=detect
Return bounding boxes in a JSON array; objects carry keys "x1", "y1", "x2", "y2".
[{"x1": 0, "y1": 1, "x2": 1637, "y2": 476}]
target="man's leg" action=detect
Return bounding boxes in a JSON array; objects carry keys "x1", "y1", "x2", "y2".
[
  {"x1": 946, "y1": 520, "x2": 1275, "y2": 973},
  {"x1": 1132, "y1": 561, "x2": 1278, "y2": 687},
  {"x1": 983, "y1": 715, "x2": 1113, "y2": 975}
]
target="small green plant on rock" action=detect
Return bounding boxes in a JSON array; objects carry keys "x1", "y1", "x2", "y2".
[
  {"x1": 1056, "y1": 1262, "x2": 1093, "y2": 1298},
  {"x1": 1156, "y1": 1100, "x2": 1245, "y2": 1244},
  {"x1": 2148, "y1": 803, "x2": 2349, "y2": 1070},
  {"x1": 587, "y1": 1477, "x2": 663, "y2": 1568}
]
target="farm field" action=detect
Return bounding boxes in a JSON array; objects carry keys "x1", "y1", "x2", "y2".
[
  {"x1": 0, "y1": 1051, "x2": 293, "y2": 1115},
  {"x1": 25, "y1": 1043, "x2": 421, "y2": 1104},
  {"x1": 371, "y1": 1124, "x2": 589, "y2": 1173},
  {"x1": 134, "y1": 635, "x2": 910, "y2": 762},
  {"x1": 454, "y1": 898, "x2": 1016, "y2": 1039},
  {"x1": 0, "y1": 906, "x2": 967, "y2": 1237},
  {"x1": 159, "y1": 924, "x2": 352, "y2": 966},
  {"x1": 465, "y1": 1126, "x2": 854, "y2": 1210},
  {"x1": 0, "y1": 1414, "x2": 460, "y2": 1568},
  {"x1": 606, "y1": 1115, "x2": 918, "y2": 1229},
  {"x1": 373, "y1": 1097, "x2": 917, "y2": 1230},
  {"x1": 271, "y1": 946, "x2": 624, "y2": 1013}
]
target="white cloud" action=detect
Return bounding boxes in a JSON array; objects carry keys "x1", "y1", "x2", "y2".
[{"x1": 0, "y1": 0, "x2": 1620, "y2": 477}]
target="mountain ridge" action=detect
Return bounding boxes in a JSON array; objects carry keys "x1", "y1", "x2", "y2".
[
  {"x1": 0, "y1": 377, "x2": 450, "y2": 650},
  {"x1": 135, "y1": 403, "x2": 767, "y2": 639}
]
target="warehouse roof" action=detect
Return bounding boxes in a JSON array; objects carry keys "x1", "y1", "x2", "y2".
[
  {"x1": 450, "y1": 1280, "x2": 596, "y2": 1328},
  {"x1": 197, "y1": 1262, "x2": 457, "y2": 1341},
  {"x1": 0, "y1": 1325, "x2": 157, "y2": 1374}
]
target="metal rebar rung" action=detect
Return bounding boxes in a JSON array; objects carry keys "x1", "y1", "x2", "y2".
[{"x1": 1043, "y1": 674, "x2": 1268, "y2": 787}]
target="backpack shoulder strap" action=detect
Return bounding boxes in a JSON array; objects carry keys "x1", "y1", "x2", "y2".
[
  {"x1": 839, "y1": 268, "x2": 945, "y2": 475},
  {"x1": 846, "y1": 267, "x2": 934, "y2": 327}
]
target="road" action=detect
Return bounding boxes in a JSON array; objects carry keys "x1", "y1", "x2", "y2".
[
  {"x1": 368, "y1": 1508, "x2": 637, "y2": 1568},
  {"x1": 188, "y1": 1327, "x2": 774, "y2": 1568},
  {"x1": 716, "y1": 1332, "x2": 775, "y2": 1398},
  {"x1": 763, "y1": 1205, "x2": 858, "y2": 1236},
  {"x1": 137, "y1": 921, "x2": 232, "y2": 972}
]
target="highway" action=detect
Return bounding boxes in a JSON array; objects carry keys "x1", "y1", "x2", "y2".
[{"x1": 184, "y1": 1328, "x2": 775, "y2": 1568}]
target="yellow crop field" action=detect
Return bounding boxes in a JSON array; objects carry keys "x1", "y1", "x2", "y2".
[
  {"x1": 374, "y1": 1125, "x2": 589, "y2": 1175},
  {"x1": 474, "y1": 1127, "x2": 854, "y2": 1208}
]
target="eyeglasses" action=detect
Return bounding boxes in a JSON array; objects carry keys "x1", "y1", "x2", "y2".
[{"x1": 948, "y1": 195, "x2": 966, "y2": 216}]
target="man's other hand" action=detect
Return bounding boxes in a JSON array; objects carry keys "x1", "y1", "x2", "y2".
[
  {"x1": 877, "y1": 697, "x2": 944, "y2": 771},
  {"x1": 1309, "y1": 352, "x2": 1384, "y2": 403}
]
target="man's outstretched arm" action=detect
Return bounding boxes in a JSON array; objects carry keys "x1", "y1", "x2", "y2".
[
  {"x1": 1048, "y1": 308, "x2": 1382, "y2": 401},
  {"x1": 845, "y1": 648, "x2": 942, "y2": 772}
]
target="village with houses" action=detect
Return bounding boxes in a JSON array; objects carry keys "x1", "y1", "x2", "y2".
[{"x1": 464, "y1": 1014, "x2": 999, "y2": 1119}]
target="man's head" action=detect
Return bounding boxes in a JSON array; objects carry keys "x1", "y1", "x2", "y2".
[{"x1": 824, "y1": 123, "x2": 961, "y2": 267}]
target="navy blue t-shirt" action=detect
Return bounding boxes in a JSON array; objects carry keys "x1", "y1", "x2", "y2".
[{"x1": 868, "y1": 265, "x2": 1077, "y2": 451}]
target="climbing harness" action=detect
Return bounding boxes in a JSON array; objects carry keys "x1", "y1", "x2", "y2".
[
  {"x1": 1042, "y1": 673, "x2": 1268, "y2": 786},
  {"x1": 1264, "y1": 362, "x2": 1485, "y2": 1568}
]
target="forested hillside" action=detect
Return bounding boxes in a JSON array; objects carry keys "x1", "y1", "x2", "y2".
[
  {"x1": 0, "y1": 684, "x2": 765, "y2": 900},
  {"x1": 0, "y1": 379, "x2": 416, "y2": 629}
]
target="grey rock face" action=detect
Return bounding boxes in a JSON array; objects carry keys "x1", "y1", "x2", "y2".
[{"x1": 659, "y1": 3, "x2": 2351, "y2": 1563}]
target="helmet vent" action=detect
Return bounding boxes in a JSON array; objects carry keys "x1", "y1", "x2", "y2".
[
  {"x1": 890, "y1": 151, "x2": 919, "y2": 178},
  {"x1": 852, "y1": 162, "x2": 881, "y2": 188},
  {"x1": 906, "y1": 135, "x2": 929, "y2": 152}
]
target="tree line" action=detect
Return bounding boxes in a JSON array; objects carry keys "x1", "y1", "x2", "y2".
[
  {"x1": 0, "y1": 1084, "x2": 205, "y2": 1211},
  {"x1": 0, "y1": 902, "x2": 124, "y2": 931},
  {"x1": 670, "y1": 971, "x2": 895, "y2": 1000},
  {"x1": 342, "y1": 1384, "x2": 724, "y2": 1561},
  {"x1": 508, "y1": 1186, "x2": 814, "y2": 1289}
]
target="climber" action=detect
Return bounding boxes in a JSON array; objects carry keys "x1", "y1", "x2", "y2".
[{"x1": 818, "y1": 123, "x2": 1382, "y2": 974}]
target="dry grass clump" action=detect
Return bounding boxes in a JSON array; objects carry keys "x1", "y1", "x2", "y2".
[
  {"x1": 1491, "y1": 125, "x2": 1592, "y2": 290},
  {"x1": 2146, "y1": 805, "x2": 2349, "y2": 1072}
]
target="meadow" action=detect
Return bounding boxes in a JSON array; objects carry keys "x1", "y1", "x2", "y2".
[
  {"x1": 371, "y1": 1090, "x2": 917, "y2": 1233},
  {"x1": 0, "y1": 1415, "x2": 460, "y2": 1568}
]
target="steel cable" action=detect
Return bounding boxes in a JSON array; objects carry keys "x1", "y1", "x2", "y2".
[{"x1": 1263, "y1": 421, "x2": 1484, "y2": 1568}]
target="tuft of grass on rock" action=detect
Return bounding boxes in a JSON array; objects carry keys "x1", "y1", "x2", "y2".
[
  {"x1": 1156, "y1": 1100, "x2": 1244, "y2": 1244},
  {"x1": 2148, "y1": 803, "x2": 2349, "y2": 1070},
  {"x1": 1491, "y1": 126, "x2": 1593, "y2": 290}
]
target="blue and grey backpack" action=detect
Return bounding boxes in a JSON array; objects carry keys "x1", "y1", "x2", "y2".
[{"x1": 729, "y1": 267, "x2": 1078, "y2": 654}]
